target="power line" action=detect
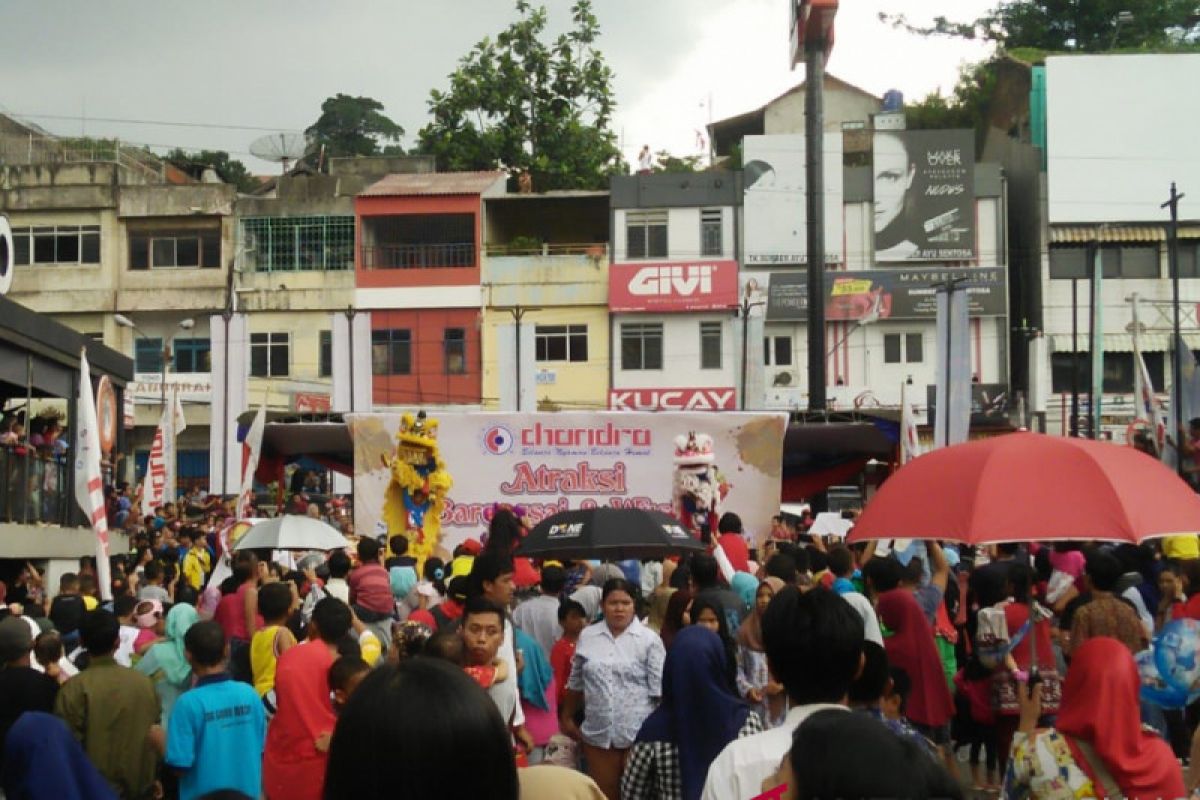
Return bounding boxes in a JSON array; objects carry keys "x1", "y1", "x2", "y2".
[{"x1": 8, "y1": 111, "x2": 302, "y2": 134}]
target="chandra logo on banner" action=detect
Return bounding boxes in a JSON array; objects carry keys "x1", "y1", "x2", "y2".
[
  {"x1": 609, "y1": 388, "x2": 736, "y2": 411},
  {"x1": 610, "y1": 259, "x2": 738, "y2": 312}
]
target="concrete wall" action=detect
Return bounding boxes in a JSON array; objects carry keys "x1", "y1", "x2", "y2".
[
  {"x1": 612, "y1": 207, "x2": 737, "y2": 262},
  {"x1": 764, "y1": 83, "x2": 881, "y2": 135},
  {"x1": 611, "y1": 312, "x2": 738, "y2": 391}
]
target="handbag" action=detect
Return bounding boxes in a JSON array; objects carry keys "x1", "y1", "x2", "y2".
[
  {"x1": 992, "y1": 667, "x2": 1063, "y2": 716},
  {"x1": 1068, "y1": 735, "x2": 1125, "y2": 800}
]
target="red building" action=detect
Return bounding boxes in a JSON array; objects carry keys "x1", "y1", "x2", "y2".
[{"x1": 355, "y1": 172, "x2": 506, "y2": 407}]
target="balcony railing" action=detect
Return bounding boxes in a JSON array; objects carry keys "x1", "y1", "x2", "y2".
[
  {"x1": 361, "y1": 243, "x2": 476, "y2": 270},
  {"x1": 483, "y1": 242, "x2": 608, "y2": 258},
  {"x1": 1, "y1": 447, "x2": 70, "y2": 526}
]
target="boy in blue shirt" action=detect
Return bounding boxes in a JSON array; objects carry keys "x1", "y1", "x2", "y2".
[{"x1": 165, "y1": 621, "x2": 266, "y2": 800}]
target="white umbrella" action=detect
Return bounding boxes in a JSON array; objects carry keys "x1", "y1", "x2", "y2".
[{"x1": 233, "y1": 515, "x2": 348, "y2": 552}]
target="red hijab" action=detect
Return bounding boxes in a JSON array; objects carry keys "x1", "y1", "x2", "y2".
[
  {"x1": 876, "y1": 589, "x2": 954, "y2": 728},
  {"x1": 1057, "y1": 637, "x2": 1184, "y2": 800}
]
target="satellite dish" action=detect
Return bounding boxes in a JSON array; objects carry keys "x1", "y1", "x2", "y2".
[{"x1": 249, "y1": 132, "x2": 309, "y2": 174}]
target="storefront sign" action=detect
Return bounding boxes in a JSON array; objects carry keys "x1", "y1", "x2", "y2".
[
  {"x1": 609, "y1": 387, "x2": 737, "y2": 411},
  {"x1": 348, "y1": 411, "x2": 787, "y2": 551},
  {"x1": 130, "y1": 373, "x2": 213, "y2": 405},
  {"x1": 293, "y1": 393, "x2": 331, "y2": 413},
  {"x1": 767, "y1": 267, "x2": 1006, "y2": 322},
  {"x1": 609, "y1": 259, "x2": 738, "y2": 312}
]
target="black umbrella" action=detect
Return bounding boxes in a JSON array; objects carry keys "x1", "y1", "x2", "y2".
[{"x1": 517, "y1": 508, "x2": 706, "y2": 561}]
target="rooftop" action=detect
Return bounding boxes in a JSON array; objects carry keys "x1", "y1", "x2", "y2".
[{"x1": 360, "y1": 170, "x2": 507, "y2": 198}]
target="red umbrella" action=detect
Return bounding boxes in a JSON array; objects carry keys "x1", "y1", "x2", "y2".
[{"x1": 848, "y1": 432, "x2": 1200, "y2": 545}]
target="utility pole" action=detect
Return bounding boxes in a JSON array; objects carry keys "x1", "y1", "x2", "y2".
[
  {"x1": 804, "y1": 36, "x2": 827, "y2": 411},
  {"x1": 1070, "y1": 278, "x2": 1080, "y2": 437},
  {"x1": 1164, "y1": 182, "x2": 1186, "y2": 475},
  {"x1": 739, "y1": 287, "x2": 766, "y2": 410},
  {"x1": 499, "y1": 305, "x2": 538, "y2": 411}
]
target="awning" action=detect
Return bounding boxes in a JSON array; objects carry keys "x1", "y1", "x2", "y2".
[
  {"x1": 1049, "y1": 225, "x2": 1200, "y2": 244},
  {"x1": 1049, "y1": 332, "x2": 1200, "y2": 352}
]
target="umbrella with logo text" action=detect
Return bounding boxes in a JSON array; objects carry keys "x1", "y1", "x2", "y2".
[{"x1": 517, "y1": 507, "x2": 706, "y2": 561}]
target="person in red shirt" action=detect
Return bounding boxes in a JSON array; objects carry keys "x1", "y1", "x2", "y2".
[
  {"x1": 550, "y1": 599, "x2": 587, "y2": 707},
  {"x1": 716, "y1": 512, "x2": 751, "y2": 575}
]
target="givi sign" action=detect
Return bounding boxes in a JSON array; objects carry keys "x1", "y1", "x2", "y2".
[
  {"x1": 609, "y1": 387, "x2": 737, "y2": 411},
  {"x1": 610, "y1": 260, "x2": 738, "y2": 312}
]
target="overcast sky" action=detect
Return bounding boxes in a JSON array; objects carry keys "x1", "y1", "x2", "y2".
[{"x1": 1, "y1": 0, "x2": 996, "y2": 173}]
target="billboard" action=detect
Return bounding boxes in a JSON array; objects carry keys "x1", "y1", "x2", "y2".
[
  {"x1": 609, "y1": 388, "x2": 737, "y2": 411},
  {"x1": 767, "y1": 267, "x2": 1006, "y2": 321},
  {"x1": 348, "y1": 411, "x2": 786, "y2": 551},
  {"x1": 1047, "y1": 55, "x2": 1200, "y2": 223},
  {"x1": 609, "y1": 259, "x2": 738, "y2": 312},
  {"x1": 873, "y1": 130, "x2": 975, "y2": 261},
  {"x1": 743, "y1": 134, "x2": 844, "y2": 266}
]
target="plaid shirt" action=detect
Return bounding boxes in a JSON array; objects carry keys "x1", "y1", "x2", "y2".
[{"x1": 620, "y1": 713, "x2": 763, "y2": 800}]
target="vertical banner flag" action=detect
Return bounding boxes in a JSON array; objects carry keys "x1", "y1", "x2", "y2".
[
  {"x1": 236, "y1": 404, "x2": 266, "y2": 519},
  {"x1": 934, "y1": 287, "x2": 972, "y2": 448},
  {"x1": 142, "y1": 390, "x2": 185, "y2": 516},
  {"x1": 900, "y1": 382, "x2": 921, "y2": 464},
  {"x1": 1133, "y1": 342, "x2": 1161, "y2": 455},
  {"x1": 75, "y1": 349, "x2": 113, "y2": 601},
  {"x1": 1167, "y1": 335, "x2": 1200, "y2": 470}
]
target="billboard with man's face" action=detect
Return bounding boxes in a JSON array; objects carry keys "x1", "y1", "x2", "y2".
[{"x1": 873, "y1": 130, "x2": 975, "y2": 262}]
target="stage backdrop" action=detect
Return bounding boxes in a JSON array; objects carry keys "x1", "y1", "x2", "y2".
[{"x1": 347, "y1": 412, "x2": 787, "y2": 555}]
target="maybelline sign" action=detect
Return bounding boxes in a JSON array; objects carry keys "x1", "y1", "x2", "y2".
[{"x1": 609, "y1": 259, "x2": 738, "y2": 312}]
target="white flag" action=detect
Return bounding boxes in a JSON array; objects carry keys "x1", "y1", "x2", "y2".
[
  {"x1": 1133, "y1": 348, "x2": 1161, "y2": 456},
  {"x1": 236, "y1": 404, "x2": 266, "y2": 519},
  {"x1": 900, "y1": 383, "x2": 922, "y2": 465},
  {"x1": 74, "y1": 349, "x2": 113, "y2": 601}
]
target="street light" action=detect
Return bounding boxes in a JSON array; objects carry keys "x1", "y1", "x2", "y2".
[{"x1": 1111, "y1": 10, "x2": 1134, "y2": 48}]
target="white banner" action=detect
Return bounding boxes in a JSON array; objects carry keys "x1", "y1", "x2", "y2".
[
  {"x1": 209, "y1": 313, "x2": 248, "y2": 495},
  {"x1": 75, "y1": 350, "x2": 113, "y2": 601},
  {"x1": 348, "y1": 412, "x2": 787, "y2": 554},
  {"x1": 934, "y1": 287, "x2": 972, "y2": 448}
]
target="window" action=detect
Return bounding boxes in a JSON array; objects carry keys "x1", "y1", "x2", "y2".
[
  {"x1": 11, "y1": 225, "x2": 100, "y2": 266},
  {"x1": 371, "y1": 329, "x2": 411, "y2": 375},
  {"x1": 1050, "y1": 351, "x2": 1164, "y2": 394},
  {"x1": 1171, "y1": 243, "x2": 1200, "y2": 278},
  {"x1": 700, "y1": 209, "x2": 722, "y2": 257},
  {"x1": 444, "y1": 328, "x2": 467, "y2": 375},
  {"x1": 173, "y1": 338, "x2": 211, "y2": 373},
  {"x1": 884, "y1": 333, "x2": 923, "y2": 364},
  {"x1": 241, "y1": 216, "x2": 356, "y2": 272},
  {"x1": 700, "y1": 321, "x2": 722, "y2": 369},
  {"x1": 763, "y1": 335, "x2": 793, "y2": 367},
  {"x1": 535, "y1": 325, "x2": 588, "y2": 362},
  {"x1": 626, "y1": 210, "x2": 668, "y2": 259},
  {"x1": 1049, "y1": 245, "x2": 1160, "y2": 279},
  {"x1": 250, "y1": 332, "x2": 290, "y2": 377},
  {"x1": 135, "y1": 338, "x2": 164, "y2": 373},
  {"x1": 319, "y1": 331, "x2": 332, "y2": 378},
  {"x1": 621, "y1": 323, "x2": 663, "y2": 370},
  {"x1": 129, "y1": 228, "x2": 220, "y2": 269}
]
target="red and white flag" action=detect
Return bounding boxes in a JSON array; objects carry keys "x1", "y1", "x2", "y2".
[
  {"x1": 75, "y1": 349, "x2": 113, "y2": 601},
  {"x1": 236, "y1": 404, "x2": 266, "y2": 519},
  {"x1": 142, "y1": 390, "x2": 186, "y2": 517}
]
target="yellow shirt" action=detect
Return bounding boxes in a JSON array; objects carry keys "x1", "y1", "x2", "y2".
[
  {"x1": 82, "y1": 595, "x2": 99, "y2": 611},
  {"x1": 1164, "y1": 534, "x2": 1200, "y2": 560},
  {"x1": 251, "y1": 625, "x2": 283, "y2": 697},
  {"x1": 182, "y1": 548, "x2": 211, "y2": 591}
]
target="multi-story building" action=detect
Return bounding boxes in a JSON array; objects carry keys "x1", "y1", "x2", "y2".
[
  {"x1": 480, "y1": 191, "x2": 610, "y2": 411},
  {"x1": 608, "y1": 172, "x2": 743, "y2": 411},
  {"x1": 1, "y1": 117, "x2": 234, "y2": 486},
  {"x1": 354, "y1": 172, "x2": 506, "y2": 410},
  {"x1": 1035, "y1": 54, "x2": 1200, "y2": 439}
]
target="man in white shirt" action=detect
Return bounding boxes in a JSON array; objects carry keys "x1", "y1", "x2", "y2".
[
  {"x1": 512, "y1": 565, "x2": 566, "y2": 658},
  {"x1": 701, "y1": 587, "x2": 865, "y2": 800}
]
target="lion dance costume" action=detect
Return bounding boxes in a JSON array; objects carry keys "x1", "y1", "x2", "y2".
[
  {"x1": 672, "y1": 431, "x2": 729, "y2": 540},
  {"x1": 382, "y1": 411, "x2": 453, "y2": 570}
]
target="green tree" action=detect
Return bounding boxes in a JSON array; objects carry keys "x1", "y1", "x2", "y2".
[
  {"x1": 417, "y1": 0, "x2": 624, "y2": 190},
  {"x1": 305, "y1": 94, "x2": 404, "y2": 162},
  {"x1": 651, "y1": 150, "x2": 704, "y2": 174},
  {"x1": 164, "y1": 149, "x2": 258, "y2": 193},
  {"x1": 882, "y1": 1, "x2": 1198, "y2": 52},
  {"x1": 904, "y1": 60, "x2": 998, "y2": 132}
]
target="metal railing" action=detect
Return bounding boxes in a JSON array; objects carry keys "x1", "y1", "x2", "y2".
[
  {"x1": 361, "y1": 243, "x2": 476, "y2": 269},
  {"x1": 0, "y1": 133, "x2": 165, "y2": 182},
  {"x1": 0, "y1": 447, "x2": 70, "y2": 526},
  {"x1": 483, "y1": 242, "x2": 609, "y2": 258}
]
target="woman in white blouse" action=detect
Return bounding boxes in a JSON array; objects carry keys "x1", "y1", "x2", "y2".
[{"x1": 560, "y1": 577, "x2": 665, "y2": 800}]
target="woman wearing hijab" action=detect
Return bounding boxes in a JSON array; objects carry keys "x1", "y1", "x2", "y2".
[
  {"x1": 735, "y1": 576, "x2": 787, "y2": 729},
  {"x1": 688, "y1": 597, "x2": 738, "y2": 688},
  {"x1": 876, "y1": 589, "x2": 954, "y2": 746},
  {"x1": 621, "y1": 626, "x2": 762, "y2": 800},
  {"x1": 389, "y1": 565, "x2": 419, "y2": 620},
  {"x1": 134, "y1": 602, "x2": 199, "y2": 730},
  {"x1": 729, "y1": 572, "x2": 758, "y2": 619},
  {"x1": 1004, "y1": 636, "x2": 1184, "y2": 800},
  {"x1": 2, "y1": 712, "x2": 116, "y2": 800},
  {"x1": 514, "y1": 627, "x2": 558, "y2": 763}
]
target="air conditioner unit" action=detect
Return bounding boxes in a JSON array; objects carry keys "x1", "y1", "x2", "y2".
[{"x1": 771, "y1": 369, "x2": 797, "y2": 387}]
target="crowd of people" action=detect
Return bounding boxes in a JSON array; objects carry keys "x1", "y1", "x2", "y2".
[{"x1": 0, "y1": 498, "x2": 1197, "y2": 799}]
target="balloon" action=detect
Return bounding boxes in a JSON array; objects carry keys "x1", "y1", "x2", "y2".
[{"x1": 1138, "y1": 618, "x2": 1200, "y2": 709}]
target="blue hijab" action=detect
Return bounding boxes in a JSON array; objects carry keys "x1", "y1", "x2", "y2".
[
  {"x1": 2, "y1": 712, "x2": 116, "y2": 800},
  {"x1": 636, "y1": 626, "x2": 751, "y2": 800},
  {"x1": 514, "y1": 628, "x2": 553, "y2": 712}
]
